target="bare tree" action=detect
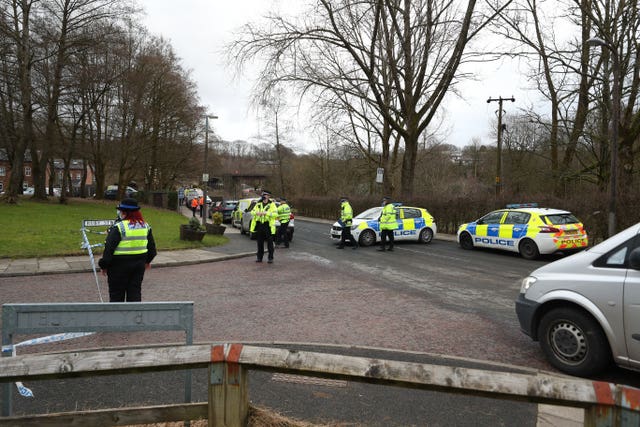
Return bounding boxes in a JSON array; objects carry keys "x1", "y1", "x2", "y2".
[{"x1": 229, "y1": 0, "x2": 511, "y2": 196}]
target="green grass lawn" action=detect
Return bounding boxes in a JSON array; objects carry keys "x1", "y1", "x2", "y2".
[{"x1": 0, "y1": 198, "x2": 227, "y2": 259}]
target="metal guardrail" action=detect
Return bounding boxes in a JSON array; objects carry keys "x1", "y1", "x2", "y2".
[
  {"x1": 1, "y1": 302, "x2": 194, "y2": 417},
  {"x1": 0, "y1": 343, "x2": 639, "y2": 426}
]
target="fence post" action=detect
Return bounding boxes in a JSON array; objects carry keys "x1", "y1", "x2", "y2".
[{"x1": 208, "y1": 344, "x2": 248, "y2": 427}]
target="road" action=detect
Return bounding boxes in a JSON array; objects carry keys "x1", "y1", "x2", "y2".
[{"x1": 1, "y1": 219, "x2": 638, "y2": 425}]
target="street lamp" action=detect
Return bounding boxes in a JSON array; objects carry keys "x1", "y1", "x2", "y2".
[
  {"x1": 203, "y1": 114, "x2": 218, "y2": 226},
  {"x1": 587, "y1": 37, "x2": 619, "y2": 237}
]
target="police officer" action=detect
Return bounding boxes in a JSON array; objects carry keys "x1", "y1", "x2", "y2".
[
  {"x1": 275, "y1": 197, "x2": 291, "y2": 248},
  {"x1": 378, "y1": 196, "x2": 398, "y2": 251},
  {"x1": 337, "y1": 196, "x2": 358, "y2": 249},
  {"x1": 98, "y1": 198, "x2": 157, "y2": 302},
  {"x1": 250, "y1": 190, "x2": 278, "y2": 263}
]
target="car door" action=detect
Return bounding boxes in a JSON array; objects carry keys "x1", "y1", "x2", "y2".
[
  {"x1": 473, "y1": 211, "x2": 506, "y2": 248},
  {"x1": 624, "y1": 234, "x2": 640, "y2": 367},
  {"x1": 501, "y1": 211, "x2": 530, "y2": 252},
  {"x1": 397, "y1": 208, "x2": 420, "y2": 241}
]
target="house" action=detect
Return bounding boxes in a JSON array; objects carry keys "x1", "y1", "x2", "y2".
[{"x1": 0, "y1": 149, "x2": 94, "y2": 195}]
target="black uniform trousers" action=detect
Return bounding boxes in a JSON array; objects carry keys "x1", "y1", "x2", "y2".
[
  {"x1": 339, "y1": 225, "x2": 358, "y2": 247},
  {"x1": 255, "y1": 222, "x2": 274, "y2": 261},
  {"x1": 380, "y1": 229, "x2": 394, "y2": 249},
  {"x1": 107, "y1": 255, "x2": 146, "y2": 302},
  {"x1": 276, "y1": 221, "x2": 289, "y2": 247}
]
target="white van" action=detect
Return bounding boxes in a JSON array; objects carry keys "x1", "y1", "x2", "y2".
[{"x1": 516, "y1": 222, "x2": 640, "y2": 376}]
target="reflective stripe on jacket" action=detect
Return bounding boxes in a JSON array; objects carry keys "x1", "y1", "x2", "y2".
[
  {"x1": 250, "y1": 201, "x2": 278, "y2": 234},
  {"x1": 380, "y1": 203, "x2": 398, "y2": 230},
  {"x1": 341, "y1": 201, "x2": 353, "y2": 226},
  {"x1": 113, "y1": 220, "x2": 150, "y2": 255},
  {"x1": 277, "y1": 203, "x2": 291, "y2": 223}
]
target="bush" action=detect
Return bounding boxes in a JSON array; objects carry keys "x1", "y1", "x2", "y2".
[
  {"x1": 188, "y1": 216, "x2": 205, "y2": 231},
  {"x1": 212, "y1": 211, "x2": 223, "y2": 225}
]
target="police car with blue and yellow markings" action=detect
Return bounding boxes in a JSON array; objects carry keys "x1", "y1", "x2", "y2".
[
  {"x1": 331, "y1": 205, "x2": 437, "y2": 247},
  {"x1": 457, "y1": 204, "x2": 588, "y2": 260}
]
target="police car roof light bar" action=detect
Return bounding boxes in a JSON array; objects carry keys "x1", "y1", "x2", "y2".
[{"x1": 506, "y1": 203, "x2": 538, "y2": 209}]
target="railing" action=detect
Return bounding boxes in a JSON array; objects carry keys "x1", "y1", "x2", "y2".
[{"x1": 1, "y1": 343, "x2": 639, "y2": 426}]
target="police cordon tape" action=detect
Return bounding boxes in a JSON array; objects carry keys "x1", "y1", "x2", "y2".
[{"x1": 3, "y1": 332, "x2": 95, "y2": 397}]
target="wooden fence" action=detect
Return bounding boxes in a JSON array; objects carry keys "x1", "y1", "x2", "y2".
[{"x1": 1, "y1": 343, "x2": 639, "y2": 426}]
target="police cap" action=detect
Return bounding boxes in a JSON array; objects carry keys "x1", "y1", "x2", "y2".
[{"x1": 117, "y1": 198, "x2": 140, "y2": 211}]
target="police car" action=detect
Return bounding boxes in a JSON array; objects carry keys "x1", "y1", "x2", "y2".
[
  {"x1": 331, "y1": 205, "x2": 437, "y2": 247},
  {"x1": 457, "y1": 204, "x2": 588, "y2": 260}
]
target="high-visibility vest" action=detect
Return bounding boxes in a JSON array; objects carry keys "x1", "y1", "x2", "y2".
[
  {"x1": 113, "y1": 220, "x2": 150, "y2": 255},
  {"x1": 198, "y1": 196, "x2": 204, "y2": 206},
  {"x1": 341, "y1": 201, "x2": 353, "y2": 226},
  {"x1": 380, "y1": 203, "x2": 398, "y2": 230},
  {"x1": 250, "y1": 200, "x2": 278, "y2": 234},
  {"x1": 191, "y1": 198, "x2": 198, "y2": 208},
  {"x1": 277, "y1": 203, "x2": 291, "y2": 223}
]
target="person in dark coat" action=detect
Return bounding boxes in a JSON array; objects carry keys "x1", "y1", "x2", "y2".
[{"x1": 98, "y1": 198, "x2": 157, "y2": 302}]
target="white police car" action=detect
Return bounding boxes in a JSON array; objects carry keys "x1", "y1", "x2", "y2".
[
  {"x1": 331, "y1": 205, "x2": 437, "y2": 247},
  {"x1": 457, "y1": 204, "x2": 588, "y2": 260}
]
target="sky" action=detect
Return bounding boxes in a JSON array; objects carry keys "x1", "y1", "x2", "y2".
[{"x1": 138, "y1": 0, "x2": 538, "y2": 152}]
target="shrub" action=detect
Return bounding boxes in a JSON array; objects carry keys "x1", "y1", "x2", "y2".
[{"x1": 212, "y1": 211, "x2": 224, "y2": 225}]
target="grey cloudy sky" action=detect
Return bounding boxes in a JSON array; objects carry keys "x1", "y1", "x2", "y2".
[{"x1": 139, "y1": 0, "x2": 535, "y2": 151}]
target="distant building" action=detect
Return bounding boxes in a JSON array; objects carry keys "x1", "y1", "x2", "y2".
[{"x1": 0, "y1": 149, "x2": 94, "y2": 195}]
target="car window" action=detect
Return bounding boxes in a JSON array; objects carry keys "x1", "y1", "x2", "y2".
[
  {"x1": 543, "y1": 213, "x2": 580, "y2": 225},
  {"x1": 478, "y1": 211, "x2": 505, "y2": 224},
  {"x1": 401, "y1": 208, "x2": 421, "y2": 219},
  {"x1": 504, "y1": 211, "x2": 530, "y2": 225},
  {"x1": 356, "y1": 207, "x2": 382, "y2": 219},
  {"x1": 594, "y1": 235, "x2": 640, "y2": 268}
]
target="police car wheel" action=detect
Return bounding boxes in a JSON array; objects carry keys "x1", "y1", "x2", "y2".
[
  {"x1": 538, "y1": 307, "x2": 611, "y2": 376},
  {"x1": 459, "y1": 232, "x2": 474, "y2": 250},
  {"x1": 519, "y1": 239, "x2": 540, "y2": 260},
  {"x1": 359, "y1": 230, "x2": 376, "y2": 247},
  {"x1": 419, "y1": 228, "x2": 433, "y2": 244}
]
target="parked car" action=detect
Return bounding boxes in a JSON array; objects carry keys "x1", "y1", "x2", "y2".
[
  {"x1": 516, "y1": 221, "x2": 640, "y2": 376},
  {"x1": 104, "y1": 185, "x2": 138, "y2": 200},
  {"x1": 240, "y1": 199, "x2": 294, "y2": 241},
  {"x1": 457, "y1": 203, "x2": 588, "y2": 260},
  {"x1": 210, "y1": 200, "x2": 238, "y2": 223},
  {"x1": 232, "y1": 198, "x2": 259, "y2": 228},
  {"x1": 330, "y1": 205, "x2": 437, "y2": 247}
]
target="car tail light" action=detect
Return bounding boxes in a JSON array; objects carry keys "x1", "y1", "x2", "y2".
[
  {"x1": 539, "y1": 225, "x2": 560, "y2": 233},
  {"x1": 290, "y1": 213, "x2": 294, "y2": 220}
]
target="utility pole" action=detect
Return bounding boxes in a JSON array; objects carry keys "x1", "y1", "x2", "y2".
[
  {"x1": 487, "y1": 96, "x2": 515, "y2": 196},
  {"x1": 203, "y1": 114, "x2": 218, "y2": 226}
]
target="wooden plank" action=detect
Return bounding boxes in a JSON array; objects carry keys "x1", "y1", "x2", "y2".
[
  {"x1": 208, "y1": 362, "x2": 226, "y2": 426},
  {"x1": 0, "y1": 344, "x2": 212, "y2": 381},
  {"x1": 224, "y1": 364, "x2": 248, "y2": 426},
  {"x1": 207, "y1": 363, "x2": 249, "y2": 427},
  {"x1": 0, "y1": 402, "x2": 207, "y2": 426},
  {"x1": 235, "y1": 345, "x2": 602, "y2": 407}
]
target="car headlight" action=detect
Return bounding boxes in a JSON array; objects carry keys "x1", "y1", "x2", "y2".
[{"x1": 520, "y1": 276, "x2": 537, "y2": 293}]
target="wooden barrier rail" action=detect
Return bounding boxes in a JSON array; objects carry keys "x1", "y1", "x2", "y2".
[{"x1": 1, "y1": 343, "x2": 639, "y2": 426}]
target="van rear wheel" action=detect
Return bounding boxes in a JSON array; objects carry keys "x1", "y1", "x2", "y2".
[{"x1": 538, "y1": 307, "x2": 611, "y2": 376}]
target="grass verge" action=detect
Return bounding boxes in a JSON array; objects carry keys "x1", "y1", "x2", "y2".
[{"x1": 0, "y1": 198, "x2": 227, "y2": 259}]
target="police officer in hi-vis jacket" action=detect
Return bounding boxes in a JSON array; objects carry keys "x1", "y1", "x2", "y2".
[{"x1": 99, "y1": 198, "x2": 157, "y2": 302}]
